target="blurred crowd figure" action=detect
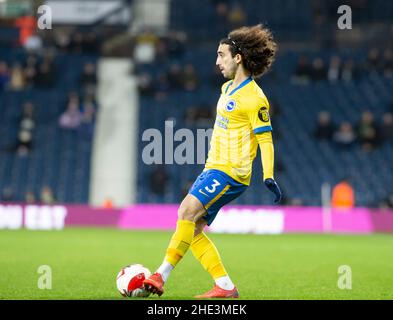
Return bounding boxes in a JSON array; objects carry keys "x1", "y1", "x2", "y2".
[
  {"x1": 0, "y1": 53, "x2": 56, "y2": 91},
  {"x1": 1, "y1": 101, "x2": 35, "y2": 156},
  {"x1": 184, "y1": 104, "x2": 214, "y2": 127},
  {"x1": 214, "y1": 1, "x2": 247, "y2": 32},
  {"x1": 58, "y1": 89, "x2": 97, "y2": 139},
  {"x1": 331, "y1": 178, "x2": 355, "y2": 209},
  {"x1": 314, "y1": 109, "x2": 393, "y2": 151},
  {"x1": 379, "y1": 194, "x2": 393, "y2": 209},
  {"x1": 0, "y1": 57, "x2": 97, "y2": 110},
  {"x1": 292, "y1": 48, "x2": 393, "y2": 84},
  {"x1": 37, "y1": 27, "x2": 100, "y2": 55},
  {"x1": 133, "y1": 28, "x2": 187, "y2": 65},
  {"x1": 148, "y1": 165, "x2": 170, "y2": 202},
  {"x1": 137, "y1": 61, "x2": 199, "y2": 100},
  {"x1": 39, "y1": 185, "x2": 56, "y2": 204},
  {"x1": 1, "y1": 185, "x2": 55, "y2": 205}
]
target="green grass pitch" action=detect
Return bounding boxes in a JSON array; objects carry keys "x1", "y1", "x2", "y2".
[{"x1": 0, "y1": 228, "x2": 392, "y2": 300}]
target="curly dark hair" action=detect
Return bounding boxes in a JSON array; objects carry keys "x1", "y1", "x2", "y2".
[{"x1": 220, "y1": 24, "x2": 277, "y2": 78}]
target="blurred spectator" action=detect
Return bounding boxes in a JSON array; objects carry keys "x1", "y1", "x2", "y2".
[
  {"x1": 10, "y1": 63, "x2": 26, "y2": 90},
  {"x1": 149, "y1": 165, "x2": 169, "y2": 201},
  {"x1": 59, "y1": 94, "x2": 82, "y2": 129},
  {"x1": 182, "y1": 63, "x2": 199, "y2": 91},
  {"x1": 380, "y1": 112, "x2": 393, "y2": 141},
  {"x1": 287, "y1": 197, "x2": 304, "y2": 206},
  {"x1": 54, "y1": 29, "x2": 71, "y2": 52},
  {"x1": 356, "y1": 111, "x2": 380, "y2": 151},
  {"x1": 10, "y1": 101, "x2": 36, "y2": 156},
  {"x1": 24, "y1": 30, "x2": 43, "y2": 53},
  {"x1": 167, "y1": 63, "x2": 183, "y2": 90},
  {"x1": 310, "y1": 58, "x2": 327, "y2": 81},
  {"x1": 35, "y1": 60, "x2": 55, "y2": 88},
  {"x1": 228, "y1": 3, "x2": 247, "y2": 28},
  {"x1": 102, "y1": 198, "x2": 114, "y2": 209},
  {"x1": 69, "y1": 32, "x2": 84, "y2": 53},
  {"x1": 0, "y1": 61, "x2": 10, "y2": 91},
  {"x1": 155, "y1": 38, "x2": 169, "y2": 63},
  {"x1": 381, "y1": 48, "x2": 393, "y2": 78},
  {"x1": 185, "y1": 104, "x2": 214, "y2": 127},
  {"x1": 137, "y1": 72, "x2": 155, "y2": 96},
  {"x1": 331, "y1": 178, "x2": 355, "y2": 209},
  {"x1": 15, "y1": 130, "x2": 33, "y2": 156},
  {"x1": 83, "y1": 33, "x2": 99, "y2": 54},
  {"x1": 215, "y1": 1, "x2": 230, "y2": 35},
  {"x1": 341, "y1": 59, "x2": 356, "y2": 82},
  {"x1": 78, "y1": 97, "x2": 96, "y2": 139},
  {"x1": 333, "y1": 122, "x2": 356, "y2": 148},
  {"x1": 379, "y1": 194, "x2": 393, "y2": 208},
  {"x1": 166, "y1": 31, "x2": 187, "y2": 59},
  {"x1": 364, "y1": 48, "x2": 380, "y2": 74},
  {"x1": 24, "y1": 55, "x2": 38, "y2": 87},
  {"x1": 40, "y1": 185, "x2": 55, "y2": 204},
  {"x1": 154, "y1": 73, "x2": 170, "y2": 99},
  {"x1": 80, "y1": 62, "x2": 97, "y2": 91},
  {"x1": 1, "y1": 187, "x2": 14, "y2": 202},
  {"x1": 19, "y1": 101, "x2": 35, "y2": 131},
  {"x1": 69, "y1": 31, "x2": 99, "y2": 54},
  {"x1": 15, "y1": 15, "x2": 36, "y2": 45},
  {"x1": 292, "y1": 56, "x2": 311, "y2": 84},
  {"x1": 314, "y1": 111, "x2": 335, "y2": 140},
  {"x1": 136, "y1": 28, "x2": 159, "y2": 46},
  {"x1": 327, "y1": 55, "x2": 341, "y2": 82},
  {"x1": 25, "y1": 191, "x2": 36, "y2": 204},
  {"x1": 134, "y1": 28, "x2": 159, "y2": 64}
]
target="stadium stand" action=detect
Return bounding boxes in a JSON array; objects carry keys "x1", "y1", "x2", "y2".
[{"x1": 0, "y1": 42, "x2": 97, "y2": 203}]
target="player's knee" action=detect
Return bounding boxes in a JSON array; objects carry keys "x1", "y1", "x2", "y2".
[
  {"x1": 178, "y1": 205, "x2": 197, "y2": 221},
  {"x1": 177, "y1": 198, "x2": 198, "y2": 222},
  {"x1": 178, "y1": 196, "x2": 203, "y2": 222},
  {"x1": 194, "y1": 220, "x2": 207, "y2": 236}
]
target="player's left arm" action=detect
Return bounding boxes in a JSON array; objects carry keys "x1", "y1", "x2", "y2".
[
  {"x1": 245, "y1": 98, "x2": 283, "y2": 204},
  {"x1": 256, "y1": 131, "x2": 282, "y2": 204}
]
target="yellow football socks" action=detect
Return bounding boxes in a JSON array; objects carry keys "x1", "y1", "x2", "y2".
[
  {"x1": 190, "y1": 232, "x2": 227, "y2": 279},
  {"x1": 164, "y1": 219, "x2": 195, "y2": 266}
]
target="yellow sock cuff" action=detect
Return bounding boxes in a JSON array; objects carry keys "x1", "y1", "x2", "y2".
[
  {"x1": 165, "y1": 219, "x2": 195, "y2": 266},
  {"x1": 191, "y1": 232, "x2": 227, "y2": 279}
]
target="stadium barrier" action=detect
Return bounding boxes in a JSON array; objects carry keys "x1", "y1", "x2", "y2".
[
  {"x1": 1, "y1": 203, "x2": 393, "y2": 233},
  {"x1": 0, "y1": 204, "x2": 121, "y2": 230}
]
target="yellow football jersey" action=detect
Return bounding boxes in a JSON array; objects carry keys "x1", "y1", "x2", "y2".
[{"x1": 204, "y1": 77, "x2": 272, "y2": 185}]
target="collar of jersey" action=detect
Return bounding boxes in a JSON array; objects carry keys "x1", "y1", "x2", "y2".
[{"x1": 225, "y1": 76, "x2": 253, "y2": 96}]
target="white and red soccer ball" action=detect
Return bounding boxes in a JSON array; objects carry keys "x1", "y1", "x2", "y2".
[{"x1": 116, "y1": 264, "x2": 151, "y2": 297}]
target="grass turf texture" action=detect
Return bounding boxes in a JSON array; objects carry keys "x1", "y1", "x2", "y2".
[{"x1": 0, "y1": 228, "x2": 392, "y2": 300}]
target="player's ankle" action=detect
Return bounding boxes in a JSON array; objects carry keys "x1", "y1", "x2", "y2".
[
  {"x1": 156, "y1": 261, "x2": 174, "y2": 282},
  {"x1": 215, "y1": 275, "x2": 235, "y2": 290}
]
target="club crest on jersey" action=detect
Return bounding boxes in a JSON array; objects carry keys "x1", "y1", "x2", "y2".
[
  {"x1": 225, "y1": 100, "x2": 236, "y2": 112},
  {"x1": 258, "y1": 106, "x2": 270, "y2": 122}
]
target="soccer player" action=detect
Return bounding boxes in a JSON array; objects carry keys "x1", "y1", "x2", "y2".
[{"x1": 143, "y1": 24, "x2": 282, "y2": 298}]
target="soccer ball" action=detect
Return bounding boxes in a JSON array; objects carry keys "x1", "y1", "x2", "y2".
[{"x1": 116, "y1": 264, "x2": 151, "y2": 297}]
